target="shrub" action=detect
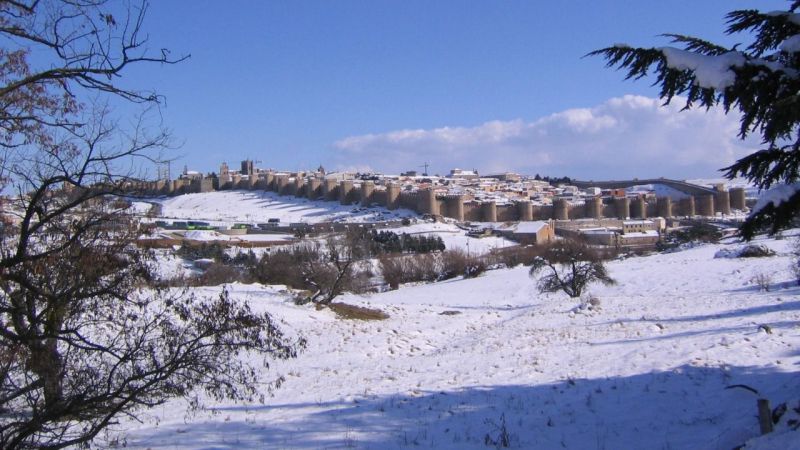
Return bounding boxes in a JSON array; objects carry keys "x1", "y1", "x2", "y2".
[
  {"x1": 197, "y1": 263, "x2": 247, "y2": 286},
  {"x1": 177, "y1": 242, "x2": 229, "y2": 262},
  {"x1": 529, "y1": 239, "x2": 616, "y2": 298},
  {"x1": 407, "y1": 253, "x2": 440, "y2": 282},
  {"x1": 251, "y1": 248, "x2": 305, "y2": 288},
  {"x1": 439, "y1": 249, "x2": 468, "y2": 280},
  {"x1": 440, "y1": 249, "x2": 486, "y2": 280},
  {"x1": 752, "y1": 273, "x2": 773, "y2": 292},
  {"x1": 378, "y1": 253, "x2": 439, "y2": 289},
  {"x1": 252, "y1": 238, "x2": 369, "y2": 305},
  {"x1": 672, "y1": 222, "x2": 722, "y2": 244},
  {"x1": 487, "y1": 245, "x2": 542, "y2": 268},
  {"x1": 463, "y1": 257, "x2": 487, "y2": 278},
  {"x1": 793, "y1": 238, "x2": 800, "y2": 285},
  {"x1": 378, "y1": 254, "x2": 405, "y2": 290},
  {"x1": 738, "y1": 244, "x2": 776, "y2": 258}
]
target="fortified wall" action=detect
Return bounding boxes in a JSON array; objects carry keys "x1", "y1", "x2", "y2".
[{"x1": 128, "y1": 171, "x2": 749, "y2": 223}]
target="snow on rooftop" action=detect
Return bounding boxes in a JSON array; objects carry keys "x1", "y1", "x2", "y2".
[
  {"x1": 625, "y1": 230, "x2": 659, "y2": 237},
  {"x1": 514, "y1": 220, "x2": 548, "y2": 234},
  {"x1": 581, "y1": 227, "x2": 617, "y2": 234},
  {"x1": 183, "y1": 230, "x2": 230, "y2": 241}
]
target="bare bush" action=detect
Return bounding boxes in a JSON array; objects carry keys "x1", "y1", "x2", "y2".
[
  {"x1": 487, "y1": 245, "x2": 542, "y2": 268},
  {"x1": 792, "y1": 238, "x2": 800, "y2": 285},
  {"x1": 253, "y1": 238, "x2": 369, "y2": 305},
  {"x1": 379, "y1": 253, "x2": 439, "y2": 289},
  {"x1": 752, "y1": 273, "x2": 773, "y2": 292},
  {"x1": 440, "y1": 249, "x2": 486, "y2": 280},
  {"x1": 377, "y1": 254, "x2": 405, "y2": 290},
  {"x1": 411, "y1": 253, "x2": 440, "y2": 282},
  {"x1": 252, "y1": 248, "x2": 305, "y2": 287},
  {"x1": 439, "y1": 249, "x2": 469, "y2": 280},
  {"x1": 529, "y1": 239, "x2": 616, "y2": 298},
  {"x1": 196, "y1": 263, "x2": 249, "y2": 286},
  {"x1": 464, "y1": 258, "x2": 488, "y2": 278}
]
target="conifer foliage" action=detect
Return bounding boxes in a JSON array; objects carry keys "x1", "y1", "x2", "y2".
[{"x1": 589, "y1": 1, "x2": 800, "y2": 239}]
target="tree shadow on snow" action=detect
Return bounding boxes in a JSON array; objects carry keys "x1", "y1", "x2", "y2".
[
  {"x1": 124, "y1": 364, "x2": 799, "y2": 450},
  {"x1": 595, "y1": 299, "x2": 800, "y2": 329},
  {"x1": 724, "y1": 282, "x2": 800, "y2": 295}
]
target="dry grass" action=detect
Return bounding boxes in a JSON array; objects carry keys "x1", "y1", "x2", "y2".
[{"x1": 325, "y1": 302, "x2": 390, "y2": 321}]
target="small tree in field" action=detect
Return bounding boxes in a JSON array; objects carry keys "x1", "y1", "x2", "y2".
[
  {"x1": 294, "y1": 237, "x2": 366, "y2": 305},
  {"x1": 529, "y1": 240, "x2": 615, "y2": 298},
  {"x1": 590, "y1": 2, "x2": 800, "y2": 239}
]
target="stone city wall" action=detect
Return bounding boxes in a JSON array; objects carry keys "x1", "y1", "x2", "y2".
[{"x1": 131, "y1": 172, "x2": 748, "y2": 223}]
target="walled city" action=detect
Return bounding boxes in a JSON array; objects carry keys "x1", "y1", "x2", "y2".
[{"x1": 130, "y1": 160, "x2": 749, "y2": 226}]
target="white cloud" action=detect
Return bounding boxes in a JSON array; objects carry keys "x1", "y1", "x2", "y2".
[{"x1": 330, "y1": 95, "x2": 759, "y2": 179}]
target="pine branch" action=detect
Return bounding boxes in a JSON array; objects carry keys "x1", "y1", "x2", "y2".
[
  {"x1": 587, "y1": 45, "x2": 719, "y2": 108},
  {"x1": 740, "y1": 189, "x2": 800, "y2": 239},
  {"x1": 662, "y1": 34, "x2": 730, "y2": 56},
  {"x1": 726, "y1": 9, "x2": 800, "y2": 56},
  {"x1": 593, "y1": 4, "x2": 800, "y2": 239},
  {"x1": 723, "y1": 144, "x2": 800, "y2": 189}
]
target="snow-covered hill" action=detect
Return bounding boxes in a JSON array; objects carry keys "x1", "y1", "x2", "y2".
[
  {"x1": 110, "y1": 235, "x2": 800, "y2": 449},
  {"x1": 151, "y1": 190, "x2": 418, "y2": 224}
]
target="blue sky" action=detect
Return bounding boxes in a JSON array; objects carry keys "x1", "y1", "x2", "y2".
[{"x1": 128, "y1": 1, "x2": 787, "y2": 179}]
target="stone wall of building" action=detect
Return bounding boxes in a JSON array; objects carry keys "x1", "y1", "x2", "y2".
[
  {"x1": 463, "y1": 202, "x2": 483, "y2": 222},
  {"x1": 496, "y1": 204, "x2": 518, "y2": 222}
]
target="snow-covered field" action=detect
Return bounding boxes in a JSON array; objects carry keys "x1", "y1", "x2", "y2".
[
  {"x1": 110, "y1": 233, "x2": 800, "y2": 449},
  {"x1": 383, "y1": 222, "x2": 516, "y2": 254},
  {"x1": 151, "y1": 190, "x2": 418, "y2": 224}
]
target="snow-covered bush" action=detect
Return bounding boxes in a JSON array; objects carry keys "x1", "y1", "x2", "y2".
[
  {"x1": 739, "y1": 245, "x2": 777, "y2": 258},
  {"x1": 715, "y1": 244, "x2": 776, "y2": 259}
]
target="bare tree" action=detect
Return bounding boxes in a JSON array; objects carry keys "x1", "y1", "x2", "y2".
[
  {"x1": 295, "y1": 236, "x2": 368, "y2": 305},
  {"x1": 529, "y1": 239, "x2": 616, "y2": 298},
  {"x1": 0, "y1": 2, "x2": 303, "y2": 449}
]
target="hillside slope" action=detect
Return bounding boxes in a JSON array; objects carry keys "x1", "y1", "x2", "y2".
[{"x1": 113, "y1": 235, "x2": 800, "y2": 449}]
